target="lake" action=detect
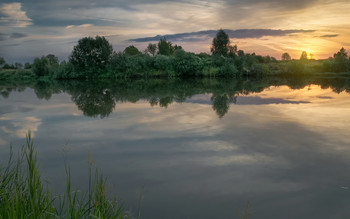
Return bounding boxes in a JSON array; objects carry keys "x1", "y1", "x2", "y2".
[{"x1": 1, "y1": 76, "x2": 350, "y2": 218}]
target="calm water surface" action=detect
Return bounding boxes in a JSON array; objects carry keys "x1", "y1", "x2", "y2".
[{"x1": 1, "y1": 78, "x2": 350, "y2": 218}]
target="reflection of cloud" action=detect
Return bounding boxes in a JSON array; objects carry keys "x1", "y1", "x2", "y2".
[
  {"x1": 0, "y1": 137, "x2": 6, "y2": 145},
  {"x1": 202, "y1": 154, "x2": 284, "y2": 166},
  {"x1": 0, "y1": 3, "x2": 32, "y2": 27},
  {"x1": 236, "y1": 96, "x2": 310, "y2": 105},
  {"x1": 1, "y1": 126, "x2": 11, "y2": 134},
  {"x1": 316, "y1": 96, "x2": 333, "y2": 99},
  {"x1": 12, "y1": 116, "x2": 41, "y2": 138}
]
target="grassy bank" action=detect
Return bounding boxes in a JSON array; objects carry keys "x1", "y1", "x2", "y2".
[{"x1": 0, "y1": 132, "x2": 127, "y2": 218}]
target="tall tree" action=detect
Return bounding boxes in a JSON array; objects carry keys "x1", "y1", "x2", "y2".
[
  {"x1": 146, "y1": 43, "x2": 157, "y2": 56},
  {"x1": 46, "y1": 54, "x2": 59, "y2": 66},
  {"x1": 211, "y1": 29, "x2": 231, "y2": 56},
  {"x1": 158, "y1": 38, "x2": 174, "y2": 56},
  {"x1": 70, "y1": 36, "x2": 113, "y2": 78},
  {"x1": 0, "y1": 57, "x2": 5, "y2": 67},
  {"x1": 32, "y1": 56, "x2": 50, "y2": 77},
  {"x1": 334, "y1": 47, "x2": 348, "y2": 60},
  {"x1": 281, "y1": 52, "x2": 291, "y2": 60},
  {"x1": 300, "y1": 51, "x2": 308, "y2": 60}
]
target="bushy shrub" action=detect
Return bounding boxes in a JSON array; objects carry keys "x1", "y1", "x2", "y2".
[
  {"x1": 154, "y1": 55, "x2": 173, "y2": 72},
  {"x1": 55, "y1": 61, "x2": 75, "y2": 79},
  {"x1": 172, "y1": 49, "x2": 204, "y2": 76},
  {"x1": 216, "y1": 61, "x2": 238, "y2": 77},
  {"x1": 248, "y1": 63, "x2": 270, "y2": 76}
]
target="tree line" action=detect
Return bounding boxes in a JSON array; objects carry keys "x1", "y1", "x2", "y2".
[{"x1": 1, "y1": 29, "x2": 350, "y2": 79}]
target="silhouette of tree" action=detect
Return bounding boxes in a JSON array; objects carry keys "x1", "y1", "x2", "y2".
[
  {"x1": 332, "y1": 48, "x2": 348, "y2": 72},
  {"x1": 334, "y1": 47, "x2": 348, "y2": 60},
  {"x1": 300, "y1": 51, "x2": 308, "y2": 60},
  {"x1": 124, "y1": 45, "x2": 141, "y2": 56},
  {"x1": 24, "y1": 62, "x2": 31, "y2": 69},
  {"x1": 146, "y1": 43, "x2": 157, "y2": 56},
  {"x1": 211, "y1": 29, "x2": 231, "y2": 56},
  {"x1": 14, "y1": 62, "x2": 23, "y2": 69},
  {"x1": 0, "y1": 57, "x2": 5, "y2": 67},
  {"x1": 281, "y1": 53, "x2": 291, "y2": 61},
  {"x1": 158, "y1": 38, "x2": 174, "y2": 56}
]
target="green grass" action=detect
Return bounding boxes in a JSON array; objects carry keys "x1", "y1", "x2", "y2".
[{"x1": 0, "y1": 131, "x2": 127, "y2": 218}]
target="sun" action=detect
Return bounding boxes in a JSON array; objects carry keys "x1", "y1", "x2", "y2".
[{"x1": 305, "y1": 51, "x2": 313, "y2": 60}]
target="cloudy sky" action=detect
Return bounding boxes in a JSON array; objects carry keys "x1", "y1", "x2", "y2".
[{"x1": 0, "y1": 0, "x2": 350, "y2": 63}]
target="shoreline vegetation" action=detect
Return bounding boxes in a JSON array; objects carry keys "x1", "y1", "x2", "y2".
[
  {"x1": 1, "y1": 29, "x2": 350, "y2": 80},
  {"x1": 0, "y1": 132, "x2": 128, "y2": 218}
]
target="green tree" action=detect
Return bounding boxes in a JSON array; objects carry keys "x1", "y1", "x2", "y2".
[
  {"x1": 158, "y1": 38, "x2": 174, "y2": 56},
  {"x1": 300, "y1": 51, "x2": 308, "y2": 60},
  {"x1": 281, "y1": 52, "x2": 291, "y2": 61},
  {"x1": 146, "y1": 43, "x2": 157, "y2": 56},
  {"x1": 124, "y1": 45, "x2": 141, "y2": 56},
  {"x1": 334, "y1": 47, "x2": 348, "y2": 60},
  {"x1": 14, "y1": 62, "x2": 23, "y2": 69},
  {"x1": 332, "y1": 47, "x2": 349, "y2": 72},
  {"x1": 46, "y1": 54, "x2": 59, "y2": 66},
  {"x1": 211, "y1": 29, "x2": 231, "y2": 56},
  {"x1": 70, "y1": 36, "x2": 113, "y2": 78},
  {"x1": 0, "y1": 57, "x2": 5, "y2": 67},
  {"x1": 24, "y1": 62, "x2": 32, "y2": 69},
  {"x1": 32, "y1": 56, "x2": 50, "y2": 77}
]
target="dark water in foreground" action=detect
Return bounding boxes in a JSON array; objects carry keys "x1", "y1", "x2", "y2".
[{"x1": 1, "y1": 77, "x2": 350, "y2": 218}]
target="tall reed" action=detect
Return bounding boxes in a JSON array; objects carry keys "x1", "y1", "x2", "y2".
[{"x1": 0, "y1": 131, "x2": 126, "y2": 218}]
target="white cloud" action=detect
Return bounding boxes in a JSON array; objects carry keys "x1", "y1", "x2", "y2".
[
  {"x1": 0, "y1": 3, "x2": 32, "y2": 27},
  {"x1": 65, "y1": 23, "x2": 93, "y2": 29}
]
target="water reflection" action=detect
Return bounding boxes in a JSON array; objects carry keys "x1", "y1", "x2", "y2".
[
  {"x1": 1, "y1": 76, "x2": 350, "y2": 218},
  {"x1": 2, "y1": 76, "x2": 350, "y2": 119}
]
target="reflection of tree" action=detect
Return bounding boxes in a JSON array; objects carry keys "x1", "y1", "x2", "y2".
[
  {"x1": 71, "y1": 88, "x2": 115, "y2": 119},
  {"x1": 33, "y1": 80, "x2": 59, "y2": 100},
  {"x1": 159, "y1": 96, "x2": 173, "y2": 108},
  {"x1": 0, "y1": 88, "x2": 12, "y2": 98},
  {"x1": 2, "y1": 76, "x2": 350, "y2": 119},
  {"x1": 211, "y1": 94, "x2": 237, "y2": 118}
]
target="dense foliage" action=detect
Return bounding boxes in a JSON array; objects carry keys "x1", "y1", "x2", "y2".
[
  {"x1": 1, "y1": 30, "x2": 350, "y2": 80},
  {"x1": 69, "y1": 36, "x2": 113, "y2": 78}
]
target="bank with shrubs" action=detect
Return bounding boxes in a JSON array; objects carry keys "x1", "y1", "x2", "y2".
[{"x1": 1, "y1": 30, "x2": 350, "y2": 81}]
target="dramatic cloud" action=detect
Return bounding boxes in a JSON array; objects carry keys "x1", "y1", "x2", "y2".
[
  {"x1": 0, "y1": 3, "x2": 32, "y2": 27},
  {"x1": 129, "y1": 29, "x2": 316, "y2": 42},
  {"x1": 320, "y1": 34, "x2": 339, "y2": 38},
  {"x1": 0, "y1": 0, "x2": 349, "y2": 62}
]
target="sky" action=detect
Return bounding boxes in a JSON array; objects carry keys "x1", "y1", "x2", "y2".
[{"x1": 0, "y1": 0, "x2": 350, "y2": 63}]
